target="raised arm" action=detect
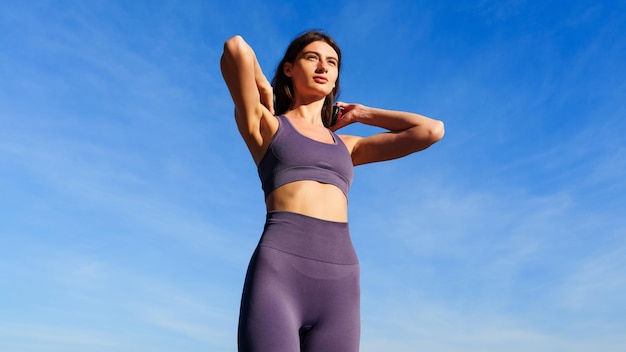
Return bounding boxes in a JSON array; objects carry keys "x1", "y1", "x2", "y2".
[
  {"x1": 220, "y1": 35, "x2": 276, "y2": 163},
  {"x1": 333, "y1": 103, "x2": 444, "y2": 166}
]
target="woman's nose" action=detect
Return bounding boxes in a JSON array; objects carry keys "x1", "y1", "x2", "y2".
[{"x1": 316, "y1": 61, "x2": 328, "y2": 73}]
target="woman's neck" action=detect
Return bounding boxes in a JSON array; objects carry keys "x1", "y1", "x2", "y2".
[{"x1": 286, "y1": 98, "x2": 325, "y2": 124}]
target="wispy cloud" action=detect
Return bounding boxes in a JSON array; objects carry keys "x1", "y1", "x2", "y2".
[
  {"x1": 1, "y1": 248, "x2": 239, "y2": 351},
  {"x1": 555, "y1": 244, "x2": 626, "y2": 313},
  {"x1": 362, "y1": 308, "x2": 626, "y2": 352},
  {"x1": 0, "y1": 323, "x2": 122, "y2": 351}
]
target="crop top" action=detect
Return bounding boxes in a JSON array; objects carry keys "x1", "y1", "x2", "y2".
[{"x1": 257, "y1": 115, "x2": 354, "y2": 199}]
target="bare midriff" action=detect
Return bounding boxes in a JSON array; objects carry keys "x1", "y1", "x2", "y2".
[{"x1": 265, "y1": 180, "x2": 348, "y2": 222}]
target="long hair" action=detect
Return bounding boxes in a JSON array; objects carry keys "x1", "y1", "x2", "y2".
[{"x1": 271, "y1": 30, "x2": 342, "y2": 128}]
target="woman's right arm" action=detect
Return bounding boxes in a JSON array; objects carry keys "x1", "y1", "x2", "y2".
[{"x1": 220, "y1": 35, "x2": 276, "y2": 162}]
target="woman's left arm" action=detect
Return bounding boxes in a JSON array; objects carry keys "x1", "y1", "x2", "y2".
[{"x1": 332, "y1": 103, "x2": 444, "y2": 166}]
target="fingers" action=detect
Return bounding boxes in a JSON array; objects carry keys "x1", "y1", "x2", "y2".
[
  {"x1": 335, "y1": 101, "x2": 359, "y2": 114},
  {"x1": 329, "y1": 110, "x2": 352, "y2": 131},
  {"x1": 335, "y1": 101, "x2": 349, "y2": 109}
]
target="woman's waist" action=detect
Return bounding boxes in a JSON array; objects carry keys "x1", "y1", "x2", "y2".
[
  {"x1": 265, "y1": 181, "x2": 348, "y2": 222},
  {"x1": 259, "y1": 211, "x2": 358, "y2": 264}
]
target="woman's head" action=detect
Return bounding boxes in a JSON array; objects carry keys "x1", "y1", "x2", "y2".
[{"x1": 272, "y1": 30, "x2": 342, "y2": 127}]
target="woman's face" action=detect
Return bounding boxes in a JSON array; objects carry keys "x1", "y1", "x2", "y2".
[{"x1": 284, "y1": 40, "x2": 339, "y2": 99}]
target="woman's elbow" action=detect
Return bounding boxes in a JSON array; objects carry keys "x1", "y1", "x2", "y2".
[
  {"x1": 224, "y1": 35, "x2": 243, "y2": 47},
  {"x1": 430, "y1": 120, "x2": 445, "y2": 143},
  {"x1": 223, "y1": 35, "x2": 248, "y2": 57},
  {"x1": 407, "y1": 120, "x2": 444, "y2": 151}
]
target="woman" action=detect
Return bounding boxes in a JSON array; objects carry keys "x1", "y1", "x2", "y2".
[{"x1": 221, "y1": 30, "x2": 444, "y2": 352}]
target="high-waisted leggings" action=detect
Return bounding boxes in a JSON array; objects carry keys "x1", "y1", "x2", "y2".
[{"x1": 238, "y1": 211, "x2": 360, "y2": 352}]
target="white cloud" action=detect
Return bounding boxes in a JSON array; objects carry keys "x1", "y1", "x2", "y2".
[
  {"x1": 555, "y1": 243, "x2": 626, "y2": 313},
  {"x1": 0, "y1": 323, "x2": 121, "y2": 351},
  {"x1": 360, "y1": 290, "x2": 626, "y2": 352}
]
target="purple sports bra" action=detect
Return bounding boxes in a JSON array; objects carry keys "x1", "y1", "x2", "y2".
[{"x1": 257, "y1": 115, "x2": 354, "y2": 199}]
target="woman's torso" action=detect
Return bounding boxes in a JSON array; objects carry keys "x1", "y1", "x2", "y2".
[{"x1": 256, "y1": 114, "x2": 353, "y2": 222}]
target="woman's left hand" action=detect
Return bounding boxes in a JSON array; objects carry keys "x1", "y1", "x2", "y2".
[{"x1": 329, "y1": 102, "x2": 368, "y2": 131}]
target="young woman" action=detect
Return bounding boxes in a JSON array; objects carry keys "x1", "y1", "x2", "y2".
[{"x1": 221, "y1": 30, "x2": 444, "y2": 352}]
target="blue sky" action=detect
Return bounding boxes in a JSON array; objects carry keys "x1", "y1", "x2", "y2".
[{"x1": 1, "y1": 0, "x2": 625, "y2": 351}]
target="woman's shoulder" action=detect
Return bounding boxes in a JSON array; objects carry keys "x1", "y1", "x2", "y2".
[{"x1": 336, "y1": 134, "x2": 361, "y2": 154}]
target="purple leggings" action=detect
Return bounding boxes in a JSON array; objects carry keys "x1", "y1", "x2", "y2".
[{"x1": 238, "y1": 211, "x2": 361, "y2": 352}]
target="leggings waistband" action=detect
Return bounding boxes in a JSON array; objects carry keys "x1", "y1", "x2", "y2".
[{"x1": 259, "y1": 211, "x2": 359, "y2": 265}]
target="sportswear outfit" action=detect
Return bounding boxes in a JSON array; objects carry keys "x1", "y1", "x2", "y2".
[{"x1": 238, "y1": 115, "x2": 360, "y2": 352}]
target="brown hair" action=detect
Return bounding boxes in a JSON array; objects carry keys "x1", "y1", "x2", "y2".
[{"x1": 271, "y1": 30, "x2": 342, "y2": 127}]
